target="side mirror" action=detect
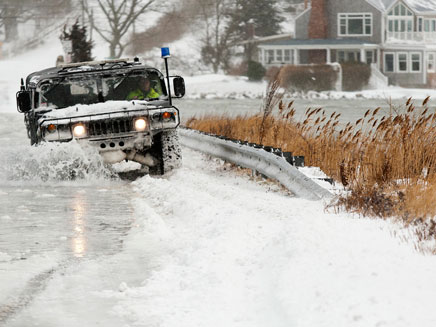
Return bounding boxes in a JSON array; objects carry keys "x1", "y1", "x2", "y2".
[
  {"x1": 16, "y1": 91, "x2": 32, "y2": 113},
  {"x1": 173, "y1": 77, "x2": 185, "y2": 98}
]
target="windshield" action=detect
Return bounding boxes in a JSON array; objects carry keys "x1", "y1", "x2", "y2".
[{"x1": 38, "y1": 70, "x2": 166, "y2": 109}]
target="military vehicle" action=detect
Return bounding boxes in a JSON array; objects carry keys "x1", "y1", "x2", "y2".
[{"x1": 16, "y1": 48, "x2": 185, "y2": 175}]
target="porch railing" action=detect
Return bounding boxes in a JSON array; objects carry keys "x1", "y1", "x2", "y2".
[{"x1": 387, "y1": 31, "x2": 436, "y2": 42}]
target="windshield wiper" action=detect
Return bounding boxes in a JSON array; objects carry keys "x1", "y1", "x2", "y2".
[{"x1": 42, "y1": 77, "x2": 66, "y2": 96}]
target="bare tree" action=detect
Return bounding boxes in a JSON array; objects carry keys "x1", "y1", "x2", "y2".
[
  {"x1": 0, "y1": 0, "x2": 72, "y2": 42},
  {"x1": 198, "y1": 0, "x2": 231, "y2": 73},
  {"x1": 0, "y1": 0, "x2": 33, "y2": 42},
  {"x1": 127, "y1": 0, "x2": 198, "y2": 55},
  {"x1": 83, "y1": 0, "x2": 156, "y2": 58}
]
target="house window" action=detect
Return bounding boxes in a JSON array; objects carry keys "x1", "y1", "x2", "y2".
[
  {"x1": 267, "y1": 50, "x2": 274, "y2": 64},
  {"x1": 388, "y1": 3, "x2": 413, "y2": 33},
  {"x1": 411, "y1": 53, "x2": 421, "y2": 72},
  {"x1": 418, "y1": 17, "x2": 423, "y2": 32},
  {"x1": 424, "y1": 20, "x2": 430, "y2": 32},
  {"x1": 428, "y1": 53, "x2": 436, "y2": 72},
  {"x1": 385, "y1": 53, "x2": 395, "y2": 72},
  {"x1": 366, "y1": 50, "x2": 374, "y2": 64},
  {"x1": 284, "y1": 50, "x2": 291, "y2": 62},
  {"x1": 276, "y1": 50, "x2": 283, "y2": 62},
  {"x1": 423, "y1": 19, "x2": 436, "y2": 32},
  {"x1": 398, "y1": 53, "x2": 408, "y2": 72},
  {"x1": 349, "y1": 52, "x2": 360, "y2": 62},
  {"x1": 389, "y1": 3, "x2": 413, "y2": 16},
  {"x1": 338, "y1": 13, "x2": 372, "y2": 36},
  {"x1": 337, "y1": 51, "x2": 362, "y2": 63}
]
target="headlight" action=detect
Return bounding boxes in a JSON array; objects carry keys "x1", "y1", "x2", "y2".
[
  {"x1": 72, "y1": 124, "x2": 87, "y2": 138},
  {"x1": 134, "y1": 118, "x2": 148, "y2": 131},
  {"x1": 41, "y1": 122, "x2": 72, "y2": 141}
]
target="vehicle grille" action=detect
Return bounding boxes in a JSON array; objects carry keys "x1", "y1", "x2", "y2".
[{"x1": 88, "y1": 118, "x2": 133, "y2": 136}]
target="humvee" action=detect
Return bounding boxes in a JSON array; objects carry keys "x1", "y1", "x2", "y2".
[{"x1": 16, "y1": 48, "x2": 185, "y2": 175}]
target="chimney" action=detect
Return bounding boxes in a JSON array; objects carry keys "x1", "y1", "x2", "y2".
[
  {"x1": 304, "y1": 0, "x2": 308, "y2": 9},
  {"x1": 308, "y1": 0, "x2": 328, "y2": 39},
  {"x1": 308, "y1": 0, "x2": 328, "y2": 63}
]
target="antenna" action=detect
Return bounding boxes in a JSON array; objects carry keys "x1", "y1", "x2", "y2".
[{"x1": 161, "y1": 47, "x2": 172, "y2": 106}]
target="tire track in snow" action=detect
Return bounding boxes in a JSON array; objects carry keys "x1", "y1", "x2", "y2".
[
  {"x1": 0, "y1": 182, "x2": 136, "y2": 325},
  {"x1": 0, "y1": 266, "x2": 58, "y2": 324}
]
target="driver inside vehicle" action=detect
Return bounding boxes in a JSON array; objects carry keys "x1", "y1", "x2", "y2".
[{"x1": 126, "y1": 76, "x2": 160, "y2": 100}]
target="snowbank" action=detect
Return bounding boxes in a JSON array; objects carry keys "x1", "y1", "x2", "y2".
[
  {"x1": 183, "y1": 74, "x2": 268, "y2": 100},
  {"x1": 99, "y1": 148, "x2": 436, "y2": 327},
  {"x1": 179, "y1": 74, "x2": 436, "y2": 101},
  {"x1": 291, "y1": 87, "x2": 436, "y2": 101}
]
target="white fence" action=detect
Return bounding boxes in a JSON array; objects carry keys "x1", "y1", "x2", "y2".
[{"x1": 387, "y1": 31, "x2": 436, "y2": 42}]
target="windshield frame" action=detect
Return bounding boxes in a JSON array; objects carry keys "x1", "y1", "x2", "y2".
[{"x1": 36, "y1": 68, "x2": 168, "y2": 109}]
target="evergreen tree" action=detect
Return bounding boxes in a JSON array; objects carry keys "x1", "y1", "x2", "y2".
[
  {"x1": 226, "y1": 0, "x2": 284, "y2": 61},
  {"x1": 61, "y1": 20, "x2": 93, "y2": 63},
  {"x1": 227, "y1": 0, "x2": 283, "y2": 40}
]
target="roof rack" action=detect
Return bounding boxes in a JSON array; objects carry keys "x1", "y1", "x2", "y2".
[{"x1": 58, "y1": 57, "x2": 138, "y2": 69}]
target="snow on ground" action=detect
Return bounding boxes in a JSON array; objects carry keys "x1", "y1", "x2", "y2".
[
  {"x1": 169, "y1": 73, "x2": 436, "y2": 101},
  {"x1": 0, "y1": 253, "x2": 60, "y2": 307},
  {"x1": 112, "y1": 151, "x2": 436, "y2": 327},
  {"x1": 0, "y1": 39, "x2": 63, "y2": 113},
  {"x1": 298, "y1": 87, "x2": 436, "y2": 101},
  {"x1": 7, "y1": 148, "x2": 436, "y2": 327},
  {"x1": 184, "y1": 74, "x2": 268, "y2": 100}
]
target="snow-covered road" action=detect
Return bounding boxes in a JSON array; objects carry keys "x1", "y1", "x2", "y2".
[
  {"x1": 0, "y1": 113, "x2": 138, "y2": 325},
  {"x1": 2, "y1": 125, "x2": 436, "y2": 326}
]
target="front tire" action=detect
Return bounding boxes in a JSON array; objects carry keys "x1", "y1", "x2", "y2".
[{"x1": 148, "y1": 130, "x2": 182, "y2": 175}]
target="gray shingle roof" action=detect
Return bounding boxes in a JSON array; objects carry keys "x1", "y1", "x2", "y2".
[
  {"x1": 366, "y1": 0, "x2": 394, "y2": 11},
  {"x1": 367, "y1": 0, "x2": 436, "y2": 12}
]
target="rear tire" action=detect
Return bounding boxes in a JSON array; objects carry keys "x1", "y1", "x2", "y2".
[{"x1": 148, "y1": 130, "x2": 182, "y2": 175}]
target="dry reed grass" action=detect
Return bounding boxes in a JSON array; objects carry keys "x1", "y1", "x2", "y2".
[{"x1": 185, "y1": 82, "x2": 436, "y2": 225}]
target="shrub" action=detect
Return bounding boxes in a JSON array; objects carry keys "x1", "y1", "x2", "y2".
[
  {"x1": 265, "y1": 66, "x2": 281, "y2": 83},
  {"x1": 341, "y1": 62, "x2": 371, "y2": 91},
  {"x1": 246, "y1": 60, "x2": 266, "y2": 81},
  {"x1": 276, "y1": 65, "x2": 337, "y2": 92},
  {"x1": 185, "y1": 95, "x2": 436, "y2": 227}
]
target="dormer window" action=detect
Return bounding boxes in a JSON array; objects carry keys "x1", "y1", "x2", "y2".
[
  {"x1": 388, "y1": 3, "x2": 413, "y2": 16},
  {"x1": 387, "y1": 2, "x2": 413, "y2": 33},
  {"x1": 338, "y1": 13, "x2": 372, "y2": 36}
]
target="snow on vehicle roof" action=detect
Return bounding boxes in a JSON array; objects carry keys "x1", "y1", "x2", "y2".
[
  {"x1": 58, "y1": 57, "x2": 139, "y2": 69},
  {"x1": 25, "y1": 62, "x2": 156, "y2": 87}
]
